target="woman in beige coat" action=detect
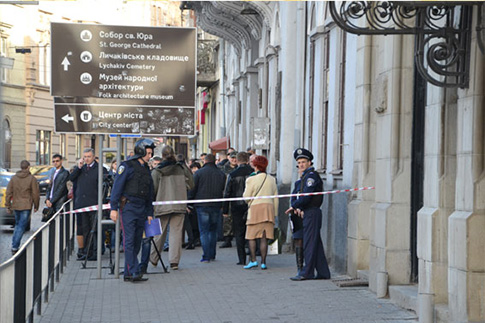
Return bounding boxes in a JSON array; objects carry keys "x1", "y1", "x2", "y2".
[{"x1": 243, "y1": 155, "x2": 278, "y2": 270}]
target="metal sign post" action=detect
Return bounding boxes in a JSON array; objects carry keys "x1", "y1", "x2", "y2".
[
  {"x1": 97, "y1": 135, "x2": 104, "y2": 278},
  {"x1": 50, "y1": 22, "x2": 197, "y2": 279},
  {"x1": 115, "y1": 136, "x2": 122, "y2": 278}
]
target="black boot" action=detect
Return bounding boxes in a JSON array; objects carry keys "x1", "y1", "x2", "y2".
[
  {"x1": 220, "y1": 237, "x2": 232, "y2": 248},
  {"x1": 77, "y1": 248, "x2": 86, "y2": 261},
  {"x1": 295, "y1": 246, "x2": 304, "y2": 276}
]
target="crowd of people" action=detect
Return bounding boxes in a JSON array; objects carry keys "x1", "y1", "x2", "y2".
[{"x1": 4, "y1": 139, "x2": 331, "y2": 284}]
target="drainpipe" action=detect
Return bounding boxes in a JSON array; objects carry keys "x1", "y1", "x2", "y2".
[
  {"x1": 220, "y1": 40, "x2": 226, "y2": 137},
  {"x1": 263, "y1": 44, "x2": 278, "y2": 118}
]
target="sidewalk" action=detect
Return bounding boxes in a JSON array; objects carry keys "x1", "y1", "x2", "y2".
[{"x1": 37, "y1": 245, "x2": 417, "y2": 323}]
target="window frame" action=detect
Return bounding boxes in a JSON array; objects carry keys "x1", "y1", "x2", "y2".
[{"x1": 36, "y1": 130, "x2": 51, "y2": 165}]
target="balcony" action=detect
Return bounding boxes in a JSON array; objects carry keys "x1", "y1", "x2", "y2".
[{"x1": 197, "y1": 39, "x2": 218, "y2": 87}]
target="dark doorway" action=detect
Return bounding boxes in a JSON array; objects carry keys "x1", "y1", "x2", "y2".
[{"x1": 410, "y1": 56, "x2": 426, "y2": 283}]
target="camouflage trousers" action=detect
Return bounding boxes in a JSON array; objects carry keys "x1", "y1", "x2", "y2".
[{"x1": 223, "y1": 210, "x2": 233, "y2": 237}]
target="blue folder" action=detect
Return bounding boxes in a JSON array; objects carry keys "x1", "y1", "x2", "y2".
[{"x1": 145, "y1": 217, "x2": 162, "y2": 237}]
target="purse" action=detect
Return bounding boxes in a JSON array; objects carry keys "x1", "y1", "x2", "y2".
[{"x1": 41, "y1": 207, "x2": 55, "y2": 222}]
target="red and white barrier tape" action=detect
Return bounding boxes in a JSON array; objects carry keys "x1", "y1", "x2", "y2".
[{"x1": 66, "y1": 186, "x2": 374, "y2": 214}]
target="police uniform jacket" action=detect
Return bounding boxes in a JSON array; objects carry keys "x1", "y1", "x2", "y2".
[
  {"x1": 110, "y1": 158, "x2": 154, "y2": 218},
  {"x1": 291, "y1": 167, "x2": 323, "y2": 211}
]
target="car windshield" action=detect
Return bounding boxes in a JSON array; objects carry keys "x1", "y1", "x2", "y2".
[
  {"x1": 30, "y1": 166, "x2": 53, "y2": 176},
  {"x1": 0, "y1": 174, "x2": 12, "y2": 187}
]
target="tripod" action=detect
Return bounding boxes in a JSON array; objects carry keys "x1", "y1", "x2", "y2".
[
  {"x1": 81, "y1": 179, "x2": 111, "y2": 270},
  {"x1": 147, "y1": 236, "x2": 168, "y2": 273}
]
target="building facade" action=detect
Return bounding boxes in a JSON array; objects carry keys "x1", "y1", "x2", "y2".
[
  {"x1": 0, "y1": 0, "x2": 187, "y2": 171},
  {"x1": 188, "y1": 2, "x2": 485, "y2": 322}
]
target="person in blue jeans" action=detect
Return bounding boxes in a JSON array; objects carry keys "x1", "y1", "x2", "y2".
[
  {"x1": 5, "y1": 160, "x2": 40, "y2": 255},
  {"x1": 196, "y1": 206, "x2": 221, "y2": 261},
  {"x1": 188, "y1": 153, "x2": 226, "y2": 263}
]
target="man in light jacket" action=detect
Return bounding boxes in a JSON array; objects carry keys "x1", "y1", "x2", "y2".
[
  {"x1": 149, "y1": 145, "x2": 194, "y2": 271},
  {"x1": 5, "y1": 160, "x2": 40, "y2": 255}
]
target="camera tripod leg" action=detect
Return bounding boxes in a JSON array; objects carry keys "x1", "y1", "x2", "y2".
[
  {"x1": 82, "y1": 212, "x2": 97, "y2": 269},
  {"x1": 150, "y1": 237, "x2": 168, "y2": 273}
]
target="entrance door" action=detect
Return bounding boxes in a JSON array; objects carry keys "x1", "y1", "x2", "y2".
[{"x1": 410, "y1": 61, "x2": 426, "y2": 282}]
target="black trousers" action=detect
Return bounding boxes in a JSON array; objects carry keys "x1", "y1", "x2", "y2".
[
  {"x1": 80, "y1": 211, "x2": 97, "y2": 254},
  {"x1": 185, "y1": 209, "x2": 199, "y2": 243},
  {"x1": 301, "y1": 208, "x2": 330, "y2": 279},
  {"x1": 232, "y1": 207, "x2": 247, "y2": 263}
]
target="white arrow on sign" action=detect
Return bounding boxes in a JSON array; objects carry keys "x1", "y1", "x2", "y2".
[
  {"x1": 61, "y1": 57, "x2": 70, "y2": 71},
  {"x1": 61, "y1": 114, "x2": 74, "y2": 123}
]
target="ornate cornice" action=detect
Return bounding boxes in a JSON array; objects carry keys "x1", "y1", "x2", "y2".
[
  {"x1": 329, "y1": 1, "x2": 477, "y2": 88},
  {"x1": 197, "y1": 13, "x2": 243, "y2": 56},
  {"x1": 211, "y1": 1, "x2": 263, "y2": 40},
  {"x1": 246, "y1": 2, "x2": 273, "y2": 30},
  {"x1": 202, "y1": 3, "x2": 252, "y2": 49}
]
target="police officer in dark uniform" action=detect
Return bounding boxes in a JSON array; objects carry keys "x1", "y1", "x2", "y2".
[
  {"x1": 285, "y1": 148, "x2": 331, "y2": 281},
  {"x1": 110, "y1": 139, "x2": 155, "y2": 282}
]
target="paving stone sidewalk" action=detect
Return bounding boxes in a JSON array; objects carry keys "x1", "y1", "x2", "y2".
[{"x1": 36, "y1": 244, "x2": 417, "y2": 323}]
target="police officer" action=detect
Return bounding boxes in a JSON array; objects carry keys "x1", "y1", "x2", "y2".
[
  {"x1": 110, "y1": 139, "x2": 155, "y2": 282},
  {"x1": 285, "y1": 148, "x2": 331, "y2": 281}
]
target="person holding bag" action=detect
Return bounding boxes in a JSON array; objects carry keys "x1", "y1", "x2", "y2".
[{"x1": 242, "y1": 155, "x2": 278, "y2": 270}]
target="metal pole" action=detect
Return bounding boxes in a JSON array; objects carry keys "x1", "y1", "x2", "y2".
[
  {"x1": 114, "y1": 136, "x2": 122, "y2": 278},
  {"x1": 123, "y1": 137, "x2": 127, "y2": 160},
  {"x1": 97, "y1": 135, "x2": 103, "y2": 278}
]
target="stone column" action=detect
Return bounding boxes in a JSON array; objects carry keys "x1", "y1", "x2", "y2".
[
  {"x1": 368, "y1": 34, "x2": 414, "y2": 291},
  {"x1": 417, "y1": 86, "x2": 456, "y2": 307},
  {"x1": 448, "y1": 36, "x2": 485, "y2": 322},
  {"x1": 347, "y1": 33, "x2": 374, "y2": 277}
]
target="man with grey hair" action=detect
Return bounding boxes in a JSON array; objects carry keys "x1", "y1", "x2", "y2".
[
  {"x1": 149, "y1": 145, "x2": 194, "y2": 271},
  {"x1": 5, "y1": 160, "x2": 40, "y2": 255},
  {"x1": 70, "y1": 147, "x2": 107, "y2": 260}
]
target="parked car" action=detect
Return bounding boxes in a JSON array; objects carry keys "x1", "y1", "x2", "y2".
[
  {"x1": 30, "y1": 165, "x2": 54, "y2": 195},
  {"x1": 0, "y1": 171, "x2": 32, "y2": 231}
]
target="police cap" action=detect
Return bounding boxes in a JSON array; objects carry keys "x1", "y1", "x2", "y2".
[{"x1": 293, "y1": 148, "x2": 313, "y2": 161}]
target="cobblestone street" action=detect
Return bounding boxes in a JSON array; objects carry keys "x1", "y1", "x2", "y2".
[{"x1": 36, "y1": 244, "x2": 417, "y2": 323}]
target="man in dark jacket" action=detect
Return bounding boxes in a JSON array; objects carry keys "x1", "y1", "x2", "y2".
[
  {"x1": 45, "y1": 154, "x2": 69, "y2": 213},
  {"x1": 219, "y1": 151, "x2": 238, "y2": 248},
  {"x1": 5, "y1": 160, "x2": 40, "y2": 255},
  {"x1": 188, "y1": 153, "x2": 225, "y2": 262},
  {"x1": 69, "y1": 148, "x2": 107, "y2": 260},
  {"x1": 222, "y1": 152, "x2": 253, "y2": 265}
]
